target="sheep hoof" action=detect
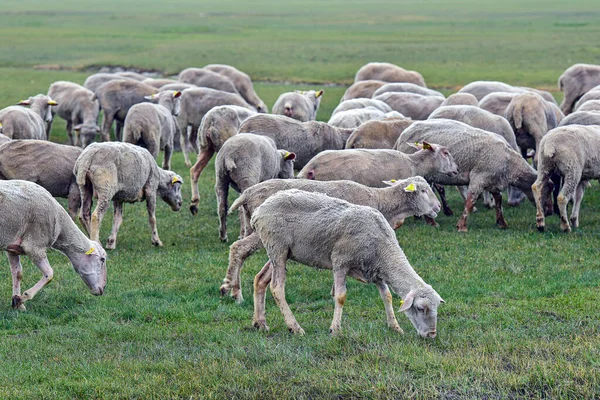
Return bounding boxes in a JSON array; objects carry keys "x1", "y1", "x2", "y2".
[
  {"x1": 233, "y1": 292, "x2": 244, "y2": 304},
  {"x1": 219, "y1": 284, "x2": 230, "y2": 297},
  {"x1": 219, "y1": 235, "x2": 228, "y2": 243},
  {"x1": 189, "y1": 203, "x2": 198, "y2": 216},
  {"x1": 152, "y1": 239, "x2": 164, "y2": 247},
  {"x1": 329, "y1": 328, "x2": 341, "y2": 335},
  {"x1": 290, "y1": 326, "x2": 305, "y2": 336},
  {"x1": 537, "y1": 225, "x2": 545, "y2": 232},
  {"x1": 105, "y1": 240, "x2": 116, "y2": 250},
  {"x1": 11, "y1": 295, "x2": 25, "y2": 310},
  {"x1": 390, "y1": 325, "x2": 404, "y2": 334},
  {"x1": 457, "y1": 226, "x2": 469, "y2": 233},
  {"x1": 253, "y1": 321, "x2": 269, "y2": 332}
]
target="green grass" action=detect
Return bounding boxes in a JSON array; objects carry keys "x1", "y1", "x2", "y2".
[{"x1": 1, "y1": 1, "x2": 600, "y2": 398}]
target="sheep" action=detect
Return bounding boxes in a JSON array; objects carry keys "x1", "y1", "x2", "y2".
[
  {"x1": 297, "y1": 144, "x2": 458, "y2": 188},
  {"x1": 0, "y1": 180, "x2": 107, "y2": 310},
  {"x1": 189, "y1": 105, "x2": 256, "y2": 215},
  {"x1": 340, "y1": 80, "x2": 386, "y2": 101},
  {"x1": 250, "y1": 189, "x2": 444, "y2": 336},
  {"x1": 176, "y1": 87, "x2": 256, "y2": 168},
  {"x1": 354, "y1": 62, "x2": 427, "y2": 87},
  {"x1": 122, "y1": 90, "x2": 181, "y2": 170},
  {"x1": 214, "y1": 134, "x2": 295, "y2": 242},
  {"x1": 532, "y1": 125, "x2": 600, "y2": 232},
  {"x1": 394, "y1": 119, "x2": 538, "y2": 232},
  {"x1": 142, "y1": 78, "x2": 177, "y2": 88},
  {"x1": 574, "y1": 89, "x2": 600, "y2": 111},
  {"x1": 459, "y1": 81, "x2": 556, "y2": 103},
  {"x1": 327, "y1": 107, "x2": 403, "y2": 129},
  {"x1": 373, "y1": 82, "x2": 444, "y2": 98},
  {"x1": 0, "y1": 140, "x2": 83, "y2": 221},
  {"x1": 47, "y1": 81, "x2": 100, "y2": 147},
  {"x1": 83, "y1": 73, "x2": 136, "y2": 94},
  {"x1": 272, "y1": 90, "x2": 323, "y2": 122},
  {"x1": 204, "y1": 64, "x2": 268, "y2": 112},
  {"x1": 577, "y1": 99, "x2": 600, "y2": 113},
  {"x1": 480, "y1": 91, "x2": 564, "y2": 123},
  {"x1": 558, "y1": 63, "x2": 600, "y2": 115},
  {"x1": 74, "y1": 142, "x2": 183, "y2": 249},
  {"x1": 374, "y1": 92, "x2": 444, "y2": 120},
  {"x1": 222, "y1": 176, "x2": 441, "y2": 303},
  {"x1": 93, "y1": 79, "x2": 158, "y2": 142},
  {"x1": 178, "y1": 67, "x2": 240, "y2": 94},
  {"x1": 331, "y1": 98, "x2": 393, "y2": 115},
  {"x1": 559, "y1": 111, "x2": 600, "y2": 127},
  {"x1": 440, "y1": 93, "x2": 479, "y2": 107},
  {"x1": 0, "y1": 95, "x2": 57, "y2": 140},
  {"x1": 237, "y1": 114, "x2": 355, "y2": 169},
  {"x1": 344, "y1": 117, "x2": 414, "y2": 149}
]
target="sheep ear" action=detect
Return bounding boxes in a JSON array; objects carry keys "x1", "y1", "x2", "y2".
[
  {"x1": 47, "y1": 100, "x2": 58, "y2": 106},
  {"x1": 144, "y1": 94, "x2": 158, "y2": 100},
  {"x1": 173, "y1": 91, "x2": 182, "y2": 98},
  {"x1": 408, "y1": 142, "x2": 422, "y2": 150},
  {"x1": 283, "y1": 151, "x2": 296, "y2": 161},
  {"x1": 315, "y1": 90, "x2": 324, "y2": 98},
  {"x1": 73, "y1": 124, "x2": 83, "y2": 131},
  {"x1": 382, "y1": 179, "x2": 398, "y2": 186},
  {"x1": 422, "y1": 141, "x2": 435, "y2": 152},
  {"x1": 17, "y1": 100, "x2": 31, "y2": 106},
  {"x1": 439, "y1": 297, "x2": 446, "y2": 304},
  {"x1": 171, "y1": 175, "x2": 182, "y2": 185},
  {"x1": 399, "y1": 289, "x2": 417, "y2": 312}
]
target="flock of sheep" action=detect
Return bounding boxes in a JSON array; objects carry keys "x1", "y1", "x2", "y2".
[{"x1": 1, "y1": 61, "x2": 599, "y2": 338}]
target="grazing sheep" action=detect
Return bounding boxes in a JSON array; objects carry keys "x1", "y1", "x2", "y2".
[
  {"x1": 441, "y1": 93, "x2": 479, "y2": 107},
  {"x1": 204, "y1": 64, "x2": 268, "y2": 112},
  {"x1": 558, "y1": 64, "x2": 600, "y2": 115},
  {"x1": 159, "y1": 83, "x2": 197, "y2": 91},
  {"x1": 223, "y1": 176, "x2": 441, "y2": 303},
  {"x1": 177, "y1": 87, "x2": 256, "y2": 167},
  {"x1": 331, "y1": 98, "x2": 393, "y2": 115},
  {"x1": 122, "y1": 90, "x2": 182, "y2": 170},
  {"x1": 47, "y1": 81, "x2": 100, "y2": 147},
  {"x1": 559, "y1": 110, "x2": 600, "y2": 127},
  {"x1": 344, "y1": 117, "x2": 414, "y2": 149},
  {"x1": 374, "y1": 92, "x2": 443, "y2": 120},
  {"x1": 0, "y1": 95, "x2": 57, "y2": 140},
  {"x1": 74, "y1": 142, "x2": 183, "y2": 249},
  {"x1": 142, "y1": 78, "x2": 177, "y2": 88},
  {"x1": 373, "y1": 82, "x2": 444, "y2": 98},
  {"x1": 574, "y1": 89, "x2": 600, "y2": 111},
  {"x1": 577, "y1": 99, "x2": 600, "y2": 113},
  {"x1": 93, "y1": 79, "x2": 158, "y2": 142},
  {"x1": 0, "y1": 140, "x2": 83, "y2": 221},
  {"x1": 83, "y1": 73, "x2": 136, "y2": 94},
  {"x1": 459, "y1": 81, "x2": 555, "y2": 103},
  {"x1": 178, "y1": 67, "x2": 240, "y2": 94},
  {"x1": 297, "y1": 144, "x2": 458, "y2": 188},
  {"x1": 0, "y1": 180, "x2": 107, "y2": 310},
  {"x1": 250, "y1": 189, "x2": 444, "y2": 336},
  {"x1": 272, "y1": 90, "x2": 323, "y2": 122},
  {"x1": 355, "y1": 62, "x2": 427, "y2": 87},
  {"x1": 327, "y1": 107, "x2": 402, "y2": 129},
  {"x1": 395, "y1": 119, "x2": 538, "y2": 232},
  {"x1": 237, "y1": 114, "x2": 354, "y2": 169},
  {"x1": 214, "y1": 134, "x2": 295, "y2": 242},
  {"x1": 189, "y1": 105, "x2": 256, "y2": 215},
  {"x1": 340, "y1": 80, "x2": 386, "y2": 101}
]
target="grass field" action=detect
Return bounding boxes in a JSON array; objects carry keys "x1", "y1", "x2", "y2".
[{"x1": 1, "y1": 1, "x2": 600, "y2": 398}]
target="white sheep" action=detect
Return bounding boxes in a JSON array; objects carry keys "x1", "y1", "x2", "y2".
[{"x1": 0, "y1": 95, "x2": 57, "y2": 140}]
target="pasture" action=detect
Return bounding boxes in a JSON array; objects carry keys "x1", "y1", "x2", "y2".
[{"x1": 0, "y1": 0, "x2": 599, "y2": 398}]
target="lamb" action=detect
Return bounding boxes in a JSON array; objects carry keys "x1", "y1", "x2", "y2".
[
  {"x1": 458, "y1": 81, "x2": 556, "y2": 103},
  {"x1": 297, "y1": 144, "x2": 458, "y2": 188},
  {"x1": 559, "y1": 110, "x2": 600, "y2": 127},
  {"x1": 577, "y1": 99, "x2": 600, "y2": 113},
  {"x1": 0, "y1": 95, "x2": 57, "y2": 140},
  {"x1": 214, "y1": 134, "x2": 295, "y2": 242},
  {"x1": 558, "y1": 63, "x2": 600, "y2": 114},
  {"x1": 574, "y1": 89, "x2": 600, "y2": 111},
  {"x1": 331, "y1": 98, "x2": 393, "y2": 115},
  {"x1": 204, "y1": 64, "x2": 268, "y2": 112},
  {"x1": 178, "y1": 67, "x2": 240, "y2": 94},
  {"x1": 142, "y1": 78, "x2": 177, "y2": 88},
  {"x1": 47, "y1": 81, "x2": 100, "y2": 147},
  {"x1": 0, "y1": 180, "x2": 107, "y2": 310},
  {"x1": 394, "y1": 119, "x2": 538, "y2": 232},
  {"x1": 373, "y1": 82, "x2": 444, "y2": 98},
  {"x1": 340, "y1": 80, "x2": 386, "y2": 101},
  {"x1": 250, "y1": 189, "x2": 444, "y2": 336},
  {"x1": 0, "y1": 140, "x2": 83, "y2": 221},
  {"x1": 272, "y1": 90, "x2": 323, "y2": 122},
  {"x1": 327, "y1": 107, "x2": 403, "y2": 129},
  {"x1": 83, "y1": 73, "x2": 137, "y2": 94},
  {"x1": 93, "y1": 79, "x2": 158, "y2": 142},
  {"x1": 222, "y1": 176, "x2": 441, "y2": 303},
  {"x1": 237, "y1": 114, "x2": 354, "y2": 169},
  {"x1": 344, "y1": 117, "x2": 414, "y2": 149},
  {"x1": 122, "y1": 90, "x2": 182, "y2": 170},
  {"x1": 189, "y1": 105, "x2": 256, "y2": 215},
  {"x1": 354, "y1": 62, "x2": 427, "y2": 87},
  {"x1": 74, "y1": 142, "x2": 183, "y2": 249},
  {"x1": 440, "y1": 93, "x2": 479, "y2": 107},
  {"x1": 373, "y1": 92, "x2": 443, "y2": 120},
  {"x1": 176, "y1": 87, "x2": 256, "y2": 168}
]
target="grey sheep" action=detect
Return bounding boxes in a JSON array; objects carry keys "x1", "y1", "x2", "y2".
[
  {"x1": 142, "y1": 78, "x2": 178, "y2": 88},
  {"x1": 223, "y1": 176, "x2": 441, "y2": 303},
  {"x1": 83, "y1": 73, "x2": 136, "y2": 94},
  {"x1": 189, "y1": 105, "x2": 256, "y2": 215},
  {"x1": 374, "y1": 92, "x2": 444, "y2": 120},
  {"x1": 178, "y1": 67, "x2": 240, "y2": 94},
  {"x1": 344, "y1": 117, "x2": 414, "y2": 149},
  {"x1": 373, "y1": 82, "x2": 444, "y2": 98},
  {"x1": 0, "y1": 180, "x2": 107, "y2": 310},
  {"x1": 250, "y1": 189, "x2": 444, "y2": 336},
  {"x1": 559, "y1": 110, "x2": 600, "y2": 127},
  {"x1": 480, "y1": 91, "x2": 563, "y2": 123},
  {"x1": 331, "y1": 98, "x2": 393, "y2": 115},
  {"x1": 327, "y1": 107, "x2": 403, "y2": 129},
  {"x1": 74, "y1": 142, "x2": 183, "y2": 249},
  {"x1": 237, "y1": 114, "x2": 354, "y2": 169},
  {"x1": 574, "y1": 88, "x2": 600, "y2": 111},
  {"x1": 176, "y1": 87, "x2": 256, "y2": 168},
  {"x1": 340, "y1": 80, "x2": 386, "y2": 101},
  {"x1": 532, "y1": 125, "x2": 600, "y2": 232},
  {"x1": 214, "y1": 134, "x2": 295, "y2": 242},
  {"x1": 93, "y1": 79, "x2": 158, "y2": 142},
  {"x1": 354, "y1": 62, "x2": 427, "y2": 87},
  {"x1": 123, "y1": 90, "x2": 182, "y2": 170},
  {"x1": 0, "y1": 140, "x2": 83, "y2": 221},
  {"x1": 459, "y1": 81, "x2": 556, "y2": 103},
  {"x1": 577, "y1": 99, "x2": 600, "y2": 112},
  {"x1": 0, "y1": 95, "x2": 57, "y2": 140},
  {"x1": 558, "y1": 63, "x2": 600, "y2": 115},
  {"x1": 47, "y1": 81, "x2": 100, "y2": 147},
  {"x1": 204, "y1": 64, "x2": 268, "y2": 112},
  {"x1": 395, "y1": 119, "x2": 538, "y2": 232},
  {"x1": 440, "y1": 93, "x2": 479, "y2": 107},
  {"x1": 272, "y1": 90, "x2": 323, "y2": 122}
]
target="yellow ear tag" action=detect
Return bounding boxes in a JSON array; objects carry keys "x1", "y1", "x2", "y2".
[
  {"x1": 284, "y1": 151, "x2": 290, "y2": 158},
  {"x1": 404, "y1": 183, "x2": 416, "y2": 193},
  {"x1": 390, "y1": 179, "x2": 396, "y2": 183},
  {"x1": 85, "y1": 248, "x2": 95, "y2": 255},
  {"x1": 172, "y1": 176, "x2": 181, "y2": 184},
  {"x1": 399, "y1": 299, "x2": 404, "y2": 307},
  {"x1": 47, "y1": 100, "x2": 58, "y2": 106}
]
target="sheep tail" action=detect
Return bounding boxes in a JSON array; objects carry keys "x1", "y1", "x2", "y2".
[{"x1": 229, "y1": 193, "x2": 245, "y2": 214}]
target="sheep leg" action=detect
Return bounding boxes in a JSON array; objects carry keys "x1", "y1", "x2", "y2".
[
  {"x1": 144, "y1": 191, "x2": 162, "y2": 246},
  {"x1": 252, "y1": 260, "x2": 273, "y2": 331},
  {"x1": 222, "y1": 232, "x2": 264, "y2": 303},
  {"x1": 79, "y1": 181, "x2": 94, "y2": 236},
  {"x1": 115, "y1": 121, "x2": 123, "y2": 142},
  {"x1": 557, "y1": 173, "x2": 579, "y2": 232},
  {"x1": 491, "y1": 192, "x2": 508, "y2": 228},
  {"x1": 180, "y1": 125, "x2": 192, "y2": 168},
  {"x1": 242, "y1": 205, "x2": 253, "y2": 237},
  {"x1": 215, "y1": 177, "x2": 230, "y2": 242},
  {"x1": 67, "y1": 183, "x2": 81, "y2": 222},
  {"x1": 270, "y1": 253, "x2": 304, "y2": 335},
  {"x1": 162, "y1": 142, "x2": 172, "y2": 171},
  {"x1": 90, "y1": 197, "x2": 111, "y2": 243},
  {"x1": 329, "y1": 268, "x2": 348, "y2": 335},
  {"x1": 106, "y1": 201, "x2": 123, "y2": 250},
  {"x1": 570, "y1": 181, "x2": 587, "y2": 228},
  {"x1": 13, "y1": 257, "x2": 53, "y2": 308},
  {"x1": 532, "y1": 175, "x2": 552, "y2": 232},
  {"x1": 189, "y1": 146, "x2": 215, "y2": 216},
  {"x1": 456, "y1": 191, "x2": 478, "y2": 233},
  {"x1": 101, "y1": 112, "x2": 114, "y2": 142},
  {"x1": 8, "y1": 253, "x2": 26, "y2": 311},
  {"x1": 376, "y1": 282, "x2": 403, "y2": 333},
  {"x1": 433, "y1": 184, "x2": 453, "y2": 216},
  {"x1": 66, "y1": 120, "x2": 74, "y2": 146}
]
